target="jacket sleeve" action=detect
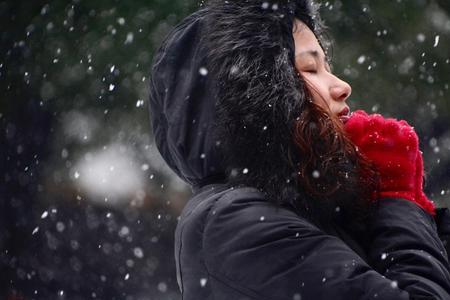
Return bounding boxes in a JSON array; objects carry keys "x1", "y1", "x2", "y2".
[
  {"x1": 436, "y1": 207, "x2": 450, "y2": 259},
  {"x1": 203, "y1": 192, "x2": 450, "y2": 300}
]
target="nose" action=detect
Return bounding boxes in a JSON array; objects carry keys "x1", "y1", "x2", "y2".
[{"x1": 330, "y1": 76, "x2": 352, "y2": 102}]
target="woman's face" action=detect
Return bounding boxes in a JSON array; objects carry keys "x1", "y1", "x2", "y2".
[{"x1": 293, "y1": 19, "x2": 352, "y2": 122}]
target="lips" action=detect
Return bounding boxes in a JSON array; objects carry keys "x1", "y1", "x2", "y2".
[
  {"x1": 339, "y1": 115, "x2": 350, "y2": 124},
  {"x1": 338, "y1": 107, "x2": 351, "y2": 124}
]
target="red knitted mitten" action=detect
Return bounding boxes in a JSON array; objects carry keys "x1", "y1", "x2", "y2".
[{"x1": 344, "y1": 110, "x2": 435, "y2": 216}]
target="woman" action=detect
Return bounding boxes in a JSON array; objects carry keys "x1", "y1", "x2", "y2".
[{"x1": 148, "y1": 0, "x2": 450, "y2": 299}]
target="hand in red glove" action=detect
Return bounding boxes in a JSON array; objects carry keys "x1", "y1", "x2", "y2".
[{"x1": 344, "y1": 110, "x2": 435, "y2": 216}]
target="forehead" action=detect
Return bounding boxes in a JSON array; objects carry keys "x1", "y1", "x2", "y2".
[{"x1": 292, "y1": 19, "x2": 324, "y2": 57}]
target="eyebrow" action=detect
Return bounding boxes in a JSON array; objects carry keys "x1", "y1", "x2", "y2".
[{"x1": 296, "y1": 50, "x2": 320, "y2": 57}]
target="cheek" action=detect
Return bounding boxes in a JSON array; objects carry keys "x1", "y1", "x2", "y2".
[{"x1": 301, "y1": 74, "x2": 329, "y2": 106}]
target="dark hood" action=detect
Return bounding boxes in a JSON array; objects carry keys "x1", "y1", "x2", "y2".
[
  {"x1": 202, "y1": 0, "x2": 321, "y2": 205},
  {"x1": 148, "y1": 1, "x2": 375, "y2": 236},
  {"x1": 148, "y1": 8, "x2": 226, "y2": 191}
]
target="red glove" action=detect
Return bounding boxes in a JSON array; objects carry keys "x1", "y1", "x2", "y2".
[{"x1": 344, "y1": 110, "x2": 435, "y2": 216}]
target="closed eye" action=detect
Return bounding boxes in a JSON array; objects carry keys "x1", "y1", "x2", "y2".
[{"x1": 302, "y1": 68, "x2": 318, "y2": 74}]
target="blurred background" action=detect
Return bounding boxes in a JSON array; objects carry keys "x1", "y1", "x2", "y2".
[{"x1": 1, "y1": 0, "x2": 449, "y2": 299}]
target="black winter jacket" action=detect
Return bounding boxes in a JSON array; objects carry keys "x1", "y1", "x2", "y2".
[
  {"x1": 148, "y1": 4, "x2": 450, "y2": 300},
  {"x1": 175, "y1": 184, "x2": 450, "y2": 300}
]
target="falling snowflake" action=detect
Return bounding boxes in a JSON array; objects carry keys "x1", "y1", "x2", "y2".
[
  {"x1": 433, "y1": 35, "x2": 440, "y2": 47},
  {"x1": 200, "y1": 278, "x2": 208, "y2": 287},
  {"x1": 199, "y1": 67, "x2": 208, "y2": 76}
]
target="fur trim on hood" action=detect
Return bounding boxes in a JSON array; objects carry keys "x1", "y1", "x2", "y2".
[{"x1": 204, "y1": 0, "x2": 325, "y2": 207}]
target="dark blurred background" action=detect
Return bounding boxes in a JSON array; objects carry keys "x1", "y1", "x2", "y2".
[{"x1": 1, "y1": 0, "x2": 449, "y2": 299}]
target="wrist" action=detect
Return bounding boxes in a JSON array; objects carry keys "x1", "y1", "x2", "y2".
[{"x1": 378, "y1": 191, "x2": 436, "y2": 216}]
